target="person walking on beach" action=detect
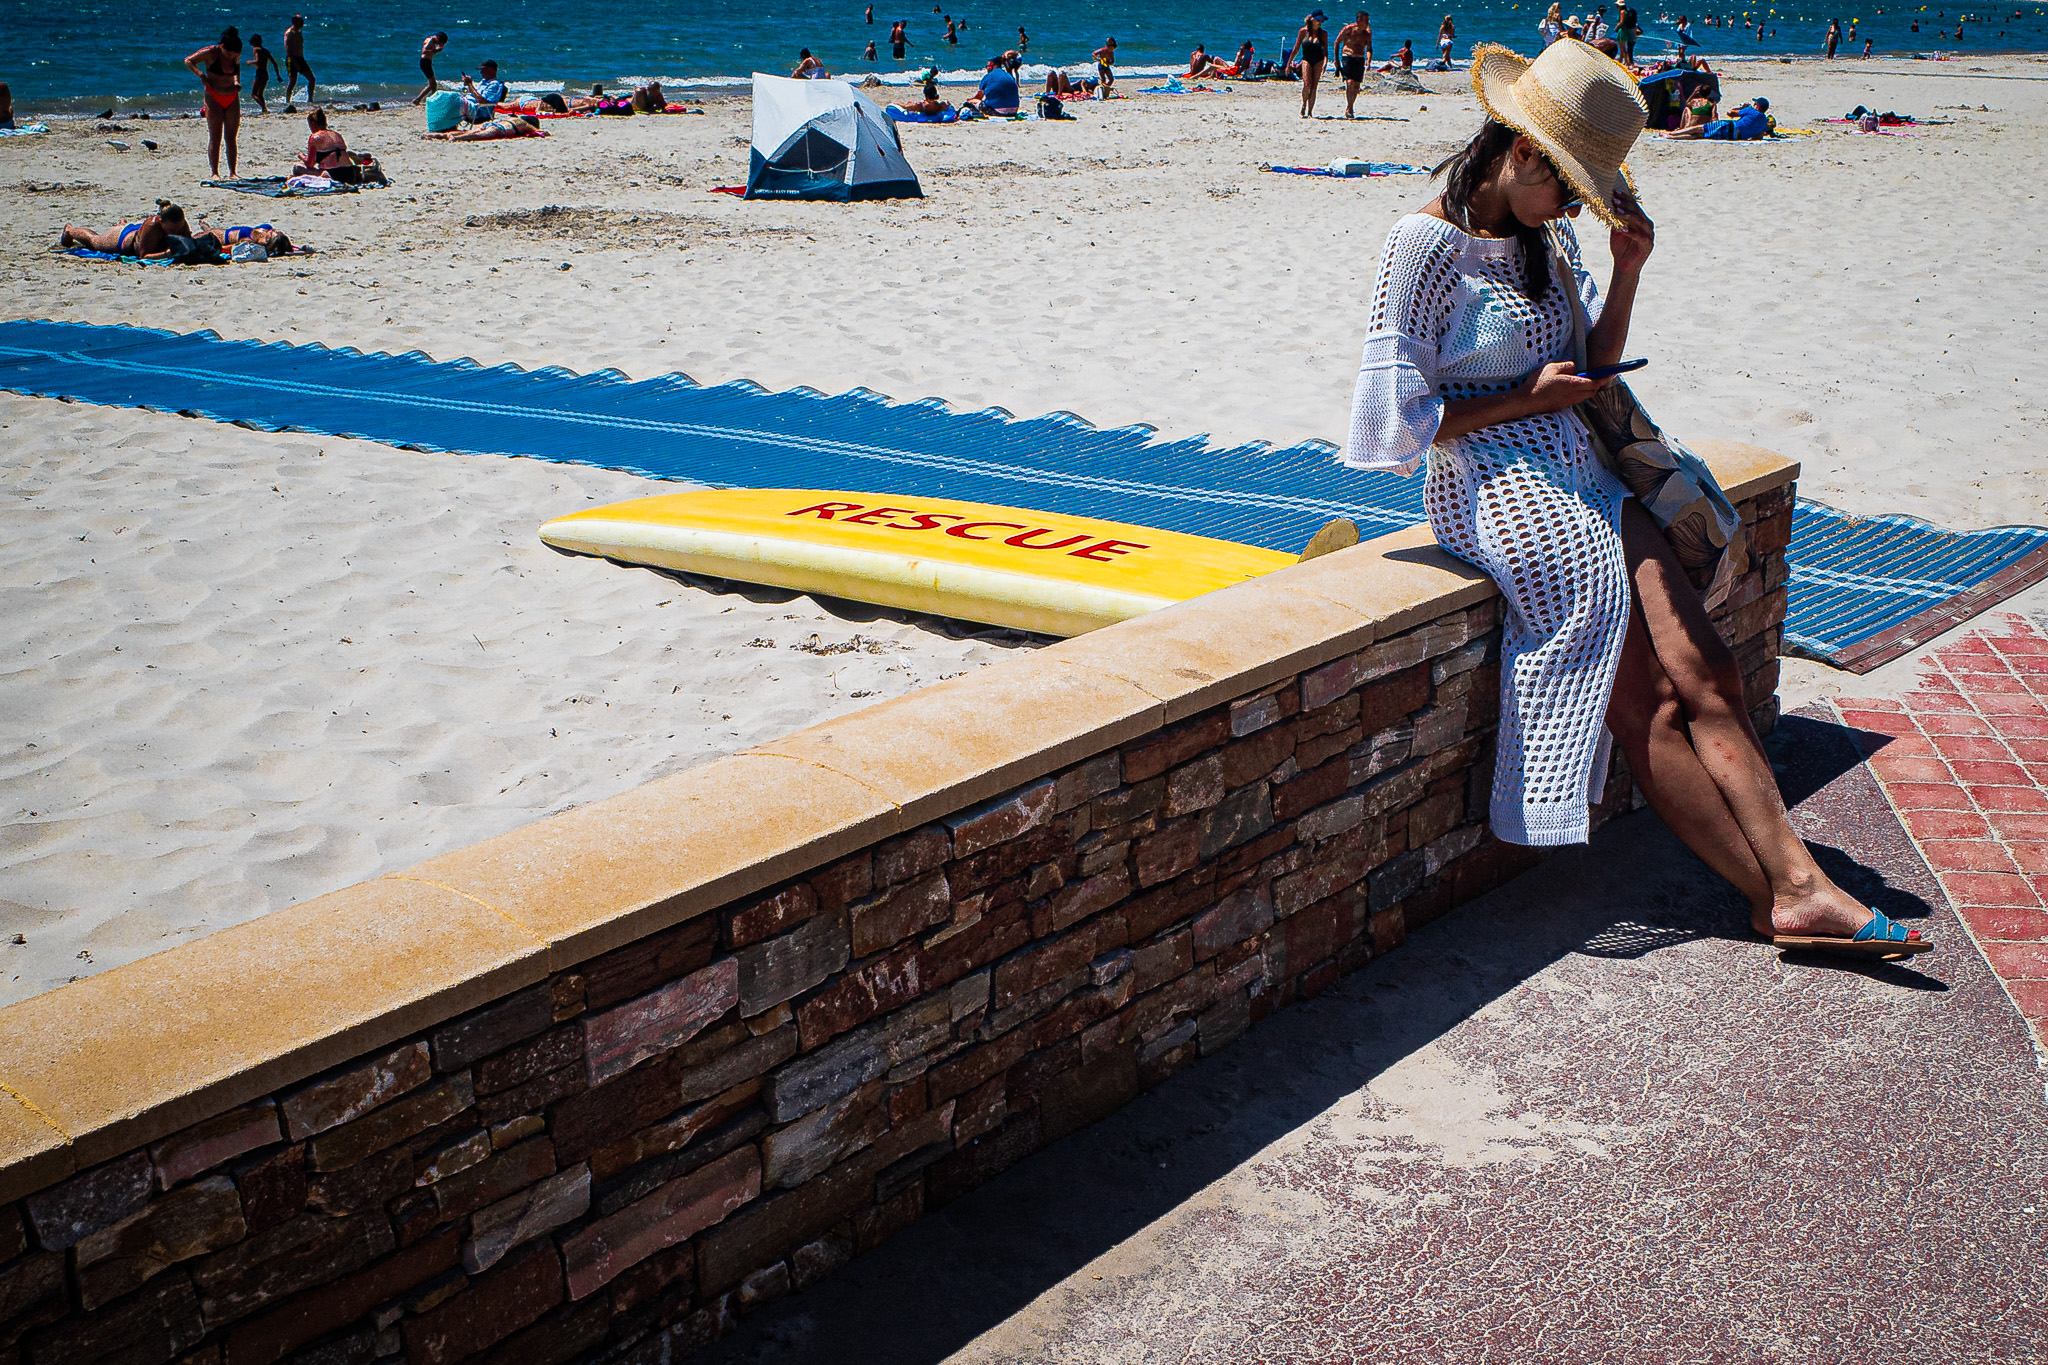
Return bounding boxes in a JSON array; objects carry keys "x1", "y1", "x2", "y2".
[
  {"x1": 1288, "y1": 14, "x2": 1327, "y2": 115},
  {"x1": 412, "y1": 32, "x2": 448, "y2": 105},
  {"x1": 1824, "y1": 17, "x2": 1842, "y2": 56},
  {"x1": 246, "y1": 32, "x2": 282, "y2": 113},
  {"x1": 1615, "y1": 5, "x2": 1640, "y2": 64},
  {"x1": 412, "y1": 33, "x2": 449, "y2": 103},
  {"x1": 1343, "y1": 39, "x2": 1929, "y2": 960},
  {"x1": 1540, "y1": 3, "x2": 1564, "y2": 44},
  {"x1": 1435, "y1": 14, "x2": 1457, "y2": 68},
  {"x1": 283, "y1": 15, "x2": 315, "y2": 105},
  {"x1": 1338, "y1": 11, "x2": 1372, "y2": 115},
  {"x1": 1094, "y1": 37, "x2": 1117, "y2": 96},
  {"x1": 185, "y1": 27, "x2": 243, "y2": 176}
]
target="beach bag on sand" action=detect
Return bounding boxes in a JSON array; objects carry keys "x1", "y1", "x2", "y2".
[
  {"x1": 425, "y1": 90, "x2": 462, "y2": 132},
  {"x1": 1550, "y1": 228, "x2": 1750, "y2": 610}
]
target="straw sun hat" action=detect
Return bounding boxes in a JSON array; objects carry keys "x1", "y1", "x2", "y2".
[{"x1": 1471, "y1": 40, "x2": 1647, "y2": 228}]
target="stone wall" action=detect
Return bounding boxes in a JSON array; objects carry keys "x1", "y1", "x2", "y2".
[{"x1": 0, "y1": 447, "x2": 1795, "y2": 1365}]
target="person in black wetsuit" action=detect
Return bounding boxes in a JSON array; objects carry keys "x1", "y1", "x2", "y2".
[{"x1": 1289, "y1": 13, "x2": 1329, "y2": 116}]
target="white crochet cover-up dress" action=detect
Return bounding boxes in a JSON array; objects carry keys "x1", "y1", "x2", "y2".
[{"x1": 1343, "y1": 213, "x2": 1631, "y2": 847}]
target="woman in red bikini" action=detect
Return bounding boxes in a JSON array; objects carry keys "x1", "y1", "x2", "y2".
[{"x1": 185, "y1": 27, "x2": 243, "y2": 178}]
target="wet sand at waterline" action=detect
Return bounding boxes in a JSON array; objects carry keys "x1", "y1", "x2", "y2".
[{"x1": 2, "y1": 57, "x2": 2043, "y2": 1002}]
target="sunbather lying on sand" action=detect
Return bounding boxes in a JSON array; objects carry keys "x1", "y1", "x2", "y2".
[
  {"x1": 58, "y1": 201, "x2": 190, "y2": 256},
  {"x1": 1043, "y1": 69, "x2": 1098, "y2": 97},
  {"x1": 196, "y1": 223, "x2": 295, "y2": 254},
  {"x1": 423, "y1": 114, "x2": 542, "y2": 141}
]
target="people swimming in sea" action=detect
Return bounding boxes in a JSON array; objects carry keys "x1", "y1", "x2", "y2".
[
  {"x1": 184, "y1": 27, "x2": 243, "y2": 177},
  {"x1": 891, "y1": 20, "x2": 907, "y2": 59},
  {"x1": 864, "y1": 38, "x2": 878, "y2": 63},
  {"x1": 247, "y1": 33, "x2": 281, "y2": 114},
  {"x1": 424, "y1": 112, "x2": 543, "y2": 141},
  {"x1": 59, "y1": 200, "x2": 191, "y2": 256},
  {"x1": 413, "y1": 32, "x2": 449, "y2": 106}
]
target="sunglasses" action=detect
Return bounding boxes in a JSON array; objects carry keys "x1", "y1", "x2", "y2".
[{"x1": 1536, "y1": 152, "x2": 1583, "y2": 212}]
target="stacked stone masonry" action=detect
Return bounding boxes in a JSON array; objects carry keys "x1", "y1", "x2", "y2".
[{"x1": 0, "y1": 482, "x2": 1791, "y2": 1365}]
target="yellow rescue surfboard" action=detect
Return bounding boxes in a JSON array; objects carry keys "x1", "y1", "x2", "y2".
[{"x1": 539, "y1": 489, "x2": 1308, "y2": 637}]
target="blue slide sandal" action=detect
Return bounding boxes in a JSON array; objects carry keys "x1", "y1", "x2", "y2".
[{"x1": 1773, "y1": 907, "x2": 1932, "y2": 959}]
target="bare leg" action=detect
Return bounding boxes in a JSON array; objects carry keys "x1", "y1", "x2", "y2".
[
  {"x1": 1616, "y1": 500, "x2": 1901, "y2": 940},
  {"x1": 223, "y1": 102, "x2": 240, "y2": 176},
  {"x1": 60, "y1": 224, "x2": 125, "y2": 251},
  {"x1": 205, "y1": 105, "x2": 224, "y2": 176},
  {"x1": 1345, "y1": 75, "x2": 1359, "y2": 116}
]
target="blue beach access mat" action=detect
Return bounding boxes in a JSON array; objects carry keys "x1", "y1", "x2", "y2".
[{"x1": 3, "y1": 319, "x2": 2043, "y2": 671}]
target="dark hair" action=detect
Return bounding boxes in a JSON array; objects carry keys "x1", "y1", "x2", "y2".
[
  {"x1": 220, "y1": 26, "x2": 243, "y2": 52},
  {"x1": 307, "y1": 107, "x2": 327, "y2": 129},
  {"x1": 251, "y1": 33, "x2": 264, "y2": 45},
  {"x1": 434, "y1": 30, "x2": 448, "y2": 40},
  {"x1": 155, "y1": 199, "x2": 189, "y2": 226},
  {"x1": 1432, "y1": 119, "x2": 1551, "y2": 300},
  {"x1": 267, "y1": 231, "x2": 293, "y2": 254},
  {"x1": 799, "y1": 47, "x2": 812, "y2": 57}
]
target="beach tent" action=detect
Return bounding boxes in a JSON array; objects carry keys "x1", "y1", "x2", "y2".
[{"x1": 746, "y1": 74, "x2": 922, "y2": 201}]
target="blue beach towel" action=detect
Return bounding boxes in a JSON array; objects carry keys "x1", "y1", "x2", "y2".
[
  {"x1": 0, "y1": 123, "x2": 51, "y2": 137},
  {"x1": 885, "y1": 106, "x2": 958, "y2": 123}
]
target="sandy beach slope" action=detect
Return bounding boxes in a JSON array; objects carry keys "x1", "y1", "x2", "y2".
[{"x1": 1, "y1": 56, "x2": 2043, "y2": 999}]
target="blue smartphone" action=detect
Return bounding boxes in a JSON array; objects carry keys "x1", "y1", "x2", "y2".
[{"x1": 1580, "y1": 358, "x2": 1649, "y2": 380}]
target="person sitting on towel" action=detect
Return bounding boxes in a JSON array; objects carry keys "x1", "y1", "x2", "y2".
[
  {"x1": 292, "y1": 108, "x2": 388, "y2": 184},
  {"x1": 900, "y1": 71, "x2": 953, "y2": 116},
  {"x1": 1664, "y1": 95, "x2": 1769, "y2": 140},
  {"x1": 966, "y1": 58, "x2": 1020, "y2": 114},
  {"x1": 59, "y1": 200, "x2": 191, "y2": 256},
  {"x1": 424, "y1": 112, "x2": 542, "y2": 141},
  {"x1": 459, "y1": 60, "x2": 507, "y2": 123}
]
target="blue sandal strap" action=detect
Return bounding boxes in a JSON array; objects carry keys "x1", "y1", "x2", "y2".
[{"x1": 1852, "y1": 909, "x2": 1911, "y2": 943}]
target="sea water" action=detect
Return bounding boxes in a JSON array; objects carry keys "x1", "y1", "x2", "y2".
[{"x1": 8, "y1": 0, "x2": 2047, "y2": 115}]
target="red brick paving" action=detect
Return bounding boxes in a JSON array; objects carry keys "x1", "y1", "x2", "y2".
[{"x1": 1839, "y1": 612, "x2": 2048, "y2": 1053}]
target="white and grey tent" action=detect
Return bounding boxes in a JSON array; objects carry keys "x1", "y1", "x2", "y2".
[{"x1": 746, "y1": 74, "x2": 922, "y2": 201}]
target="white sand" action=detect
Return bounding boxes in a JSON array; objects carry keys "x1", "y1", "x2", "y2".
[{"x1": 2, "y1": 57, "x2": 2045, "y2": 1000}]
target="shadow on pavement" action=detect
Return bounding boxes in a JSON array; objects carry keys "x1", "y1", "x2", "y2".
[{"x1": 697, "y1": 707, "x2": 1994, "y2": 1364}]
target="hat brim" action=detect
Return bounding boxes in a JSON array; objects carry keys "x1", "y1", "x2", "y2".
[{"x1": 1470, "y1": 43, "x2": 1636, "y2": 230}]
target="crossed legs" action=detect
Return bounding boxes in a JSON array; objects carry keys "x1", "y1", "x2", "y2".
[{"x1": 1604, "y1": 499, "x2": 1892, "y2": 940}]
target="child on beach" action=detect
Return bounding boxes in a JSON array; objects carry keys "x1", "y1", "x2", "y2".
[
  {"x1": 247, "y1": 34, "x2": 281, "y2": 114},
  {"x1": 184, "y1": 27, "x2": 243, "y2": 177},
  {"x1": 413, "y1": 33, "x2": 449, "y2": 106},
  {"x1": 1094, "y1": 37, "x2": 1117, "y2": 96}
]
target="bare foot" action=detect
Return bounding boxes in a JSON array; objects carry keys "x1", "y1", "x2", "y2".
[{"x1": 1752, "y1": 874, "x2": 1921, "y2": 943}]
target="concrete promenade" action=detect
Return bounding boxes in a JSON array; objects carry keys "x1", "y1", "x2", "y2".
[{"x1": 699, "y1": 621, "x2": 2048, "y2": 1364}]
